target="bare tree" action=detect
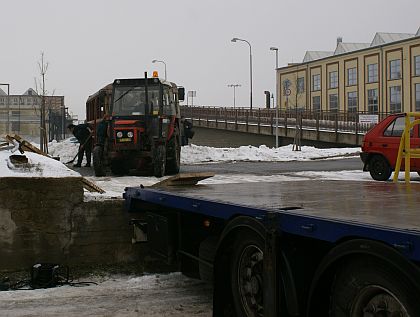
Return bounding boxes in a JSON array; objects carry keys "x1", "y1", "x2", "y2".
[{"x1": 34, "y1": 52, "x2": 49, "y2": 153}]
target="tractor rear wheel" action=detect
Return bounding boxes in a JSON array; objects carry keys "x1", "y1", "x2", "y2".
[
  {"x1": 92, "y1": 146, "x2": 106, "y2": 177},
  {"x1": 153, "y1": 145, "x2": 166, "y2": 178},
  {"x1": 166, "y1": 136, "x2": 180, "y2": 175}
]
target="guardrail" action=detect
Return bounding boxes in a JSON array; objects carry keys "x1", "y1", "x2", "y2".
[{"x1": 180, "y1": 106, "x2": 390, "y2": 135}]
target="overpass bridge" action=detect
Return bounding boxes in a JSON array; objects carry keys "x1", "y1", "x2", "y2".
[{"x1": 180, "y1": 106, "x2": 383, "y2": 147}]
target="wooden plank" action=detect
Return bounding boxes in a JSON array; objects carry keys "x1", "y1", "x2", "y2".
[
  {"x1": 81, "y1": 178, "x2": 105, "y2": 194},
  {"x1": 151, "y1": 172, "x2": 215, "y2": 187}
]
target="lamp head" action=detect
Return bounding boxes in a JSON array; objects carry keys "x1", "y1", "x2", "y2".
[
  {"x1": 270, "y1": 47, "x2": 278, "y2": 51},
  {"x1": 152, "y1": 60, "x2": 157, "y2": 63},
  {"x1": 231, "y1": 38, "x2": 238, "y2": 42}
]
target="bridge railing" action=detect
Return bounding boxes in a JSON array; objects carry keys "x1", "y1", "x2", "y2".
[{"x1": 180, "y1": 106, "x2": 390, "y2": 135}]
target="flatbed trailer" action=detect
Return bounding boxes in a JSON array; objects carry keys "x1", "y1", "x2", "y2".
[{"x1": 124, "y1": 180, "x2": 420, "y2": 316}]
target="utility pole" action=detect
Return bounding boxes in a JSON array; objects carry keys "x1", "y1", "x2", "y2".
[
  {"x1": 270, "y1": 47, "x2": 279, "y2": 147},
  {"x1": 227, "y1": 84, "x2": 241, "y2": 109}
]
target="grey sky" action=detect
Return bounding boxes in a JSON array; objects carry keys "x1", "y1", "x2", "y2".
[{"x1": 1, "y1": 0, "x2": 419, "y2": 119}]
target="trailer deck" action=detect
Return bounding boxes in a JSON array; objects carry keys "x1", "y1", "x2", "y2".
[{"x1": 125, "y1": 180, "x2": 420, "y2": 261}]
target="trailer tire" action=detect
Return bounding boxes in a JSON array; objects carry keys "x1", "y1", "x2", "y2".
[
  {"x1": 330, "y1": 256, "x2": 420, "y2": 316},
  {"x1": 369, "y1": 155, "x2": 391, "y2": 181},
  {"x1": 92, "y1": 146, "x2": 106, "y2": 177},
  {"x1": 153, "y1": 145, "x2": 166, "y2": 178},
  {"x1": 231, "y1": 231, "x2": 264, "y2": 317}
]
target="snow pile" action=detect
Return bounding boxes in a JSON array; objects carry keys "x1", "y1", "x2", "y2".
[
  {"x1": 181, "y1": 144, "x2": 359, "y2": 164},
  {"x1": 48, "y1": 138, "x2": 81, "y2": 165},
  {"x1": 0, "y1": 150, "x2": 80, "y2": 178}
]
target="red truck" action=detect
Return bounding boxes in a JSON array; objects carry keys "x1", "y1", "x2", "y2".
[{"x1": 360, "y1": 113, "x2": 420, "y2": 180}]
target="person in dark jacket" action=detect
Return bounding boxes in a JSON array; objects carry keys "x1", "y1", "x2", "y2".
[{"x1": 67, "y1": 123, "x2": 92, "y2": 167}]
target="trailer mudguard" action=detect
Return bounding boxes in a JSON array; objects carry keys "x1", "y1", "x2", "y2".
[{"x1": 307, "y1": 238, "x2": 420, "y2": 315}]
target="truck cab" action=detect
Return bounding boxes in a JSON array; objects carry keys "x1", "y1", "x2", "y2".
[{"x1": 360, "y1": 113, "x2": 420, "y2": 180}]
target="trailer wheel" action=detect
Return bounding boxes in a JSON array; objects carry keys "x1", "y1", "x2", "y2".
[
  {"x1": 153, "y1": 145, "x2": 166, "y2": 178},
  {"x1": 369, "y1": 155, "x2": 391, "y2": 181},
  {"x1": 231, "y1": 231, "x2": 264, "y2": 317},
  {"x1": 330, "y1": 257, "x2": 420, "y2": 317},
  {"x1": 92, "y1": 146, "x2": 106, "y2": 177}
]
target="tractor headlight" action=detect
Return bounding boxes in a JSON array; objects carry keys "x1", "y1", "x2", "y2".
[
  {"x1": 116, "y1": 131, "x2": 123, "y2": 138},
  {"x1": 127, "y1": 131, "x2": 134, "y2": 138}
]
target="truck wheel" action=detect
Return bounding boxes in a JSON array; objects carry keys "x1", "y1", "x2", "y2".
[
  {"x1": 330, "y1": 257, "x2": 420, "y2": 317},
  {"x1": 92, "y1": 146, "x2": 106, "y2": 177},
  {"x1": 231, "y1": 231, "x2": 264, "y2": 317},
  {"x1": 369, "y1": 155, "x2": 391, "y2": 181},
  {"x1": 166, "y1": 136, "x2": 180, "y2": 175},
  {"x1": 153, "y1": 145, "x2": 166, "y2": 178}
]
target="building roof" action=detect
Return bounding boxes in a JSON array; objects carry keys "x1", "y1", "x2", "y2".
[
  {"x1": 303, "y1": 51, "x2": 334, "y2": 62},
  {"x1": 370, "y1": 32, "x2": 416, "y2": 47},
  {"x1": 298, "y1": 27, "x2": 420, "y2": 64},
  {"x1": 334, "y1": 42, "x2": 370, "y2": 55},
  {"x1": 23, "y1": 88, "x2": 38, "y2": 96}
]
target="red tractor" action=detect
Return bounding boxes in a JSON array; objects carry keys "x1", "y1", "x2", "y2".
[{"x1": 86, "y1": 72, "x2": 188, "y2": 177}]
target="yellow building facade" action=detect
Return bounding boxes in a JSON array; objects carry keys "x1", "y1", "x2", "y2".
[{"x1": 277, "y1": 29, "x2": 420, "y2": 115}]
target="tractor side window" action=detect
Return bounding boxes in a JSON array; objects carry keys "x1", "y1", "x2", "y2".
[
  {"x1": 149, "y1": 90, "x2": 160, "y2": 114},
  {"x1": 383, "y1": 117, "x2": 413, "y2": 137},
  {"x1": 163, "y1": 89, "x2": 176, "y2": 115}
]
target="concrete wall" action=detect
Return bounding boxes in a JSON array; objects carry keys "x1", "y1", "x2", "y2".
[
  {"x1": 191, "y1": 123, "x2": 360, "y2": 148},
  {"x1": 0, "y1": 177, "x2": 140, "y2": 271}
]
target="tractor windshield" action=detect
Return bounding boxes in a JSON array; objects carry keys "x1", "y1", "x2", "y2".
[{"x1": 112, "y1": 85, "x2": 160, "y2": 116}]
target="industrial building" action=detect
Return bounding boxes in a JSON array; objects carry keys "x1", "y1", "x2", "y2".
[
  {"x1": 0, "y1": 88, "x2": 71, "y2": 141},
  {"x1": 277, "y1": 27, "x2": 420, "y2": 114}
]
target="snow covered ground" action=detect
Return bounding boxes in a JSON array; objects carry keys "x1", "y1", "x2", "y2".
[
  {"x1": 0, "y1": 273, "x2": 212, "y2": 317},
  {"x1": 2, "y1": 139, "x2": 419, "y2": 199}
]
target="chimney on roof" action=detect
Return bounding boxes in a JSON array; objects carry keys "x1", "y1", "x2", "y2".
[{"x1": 337, "y1": 36, "x2": 343, "y2": 46}]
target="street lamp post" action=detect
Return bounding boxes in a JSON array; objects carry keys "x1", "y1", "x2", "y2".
[
  {"x1": 227, "y1": 84, "x2": 241, "y2": 109},
  {"x1": 0, "y1": 83, "x2": 10, "y2": 134},
  {"x1": 152, "y1": 59, "x2": 167, "y2": 81},
  {"x1": 270, "y1": 47, "x2": 279, "y2": 147},
  {"x1": 231, "y1": 37, "x2": 253, "y2": 110}
]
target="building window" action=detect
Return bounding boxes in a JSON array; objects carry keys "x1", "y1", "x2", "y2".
[
  {"x1": 312, "y1": 74, "x2": 321, "y2": 91},
  {"x1": 297, "y1": 77, "x2": 305, "y2": 93},
  {"x1": 367, "y1": 63, "x2": 378, "y2": 83},
  {"x1": 312, "y1": 96, "x2": 321, "y2": 112},
  {"x1": 347, "y1": 68, "x2": 357, "y2": 86},
  {"x1": 367, "y1": 89, "x2": 378, "y2": 114},
  {"x1": 415, "y1": 56, "x2": 420, "y2": 76},
  {"x1": 347, "y1": 91, "x2": 358, "y2": 112},
  {"x1": 329, "y1": 94, "x2": 338, "y2": 112},
  {"x1": 389, "y1": 59, "x2": 401, "y2": 80},
  {"x1": 416, "y1": 83, "x2": 420, "y2": 112},
  {"x1": 0, "y1": 98, "x2": 4, "y2": 105},
  {"x1": 329, "y1": 71, "x2": 338, "y2": 89},
  {"x1": 389, "y1": 86, "x2": 401, "y2": 113}
]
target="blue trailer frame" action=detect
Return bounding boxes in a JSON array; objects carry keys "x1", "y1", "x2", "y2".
[{"x1": 124, "y1": 180, "x2": 420, "y2": 316}]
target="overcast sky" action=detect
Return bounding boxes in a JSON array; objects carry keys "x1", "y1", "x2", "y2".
[{"x1": 1, "y1": 0, "x2": 419, "y2": 119}]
